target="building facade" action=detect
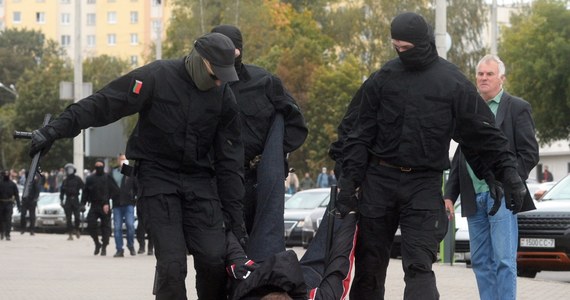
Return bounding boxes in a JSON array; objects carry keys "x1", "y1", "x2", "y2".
[{"x1": 0, "y1": 0, "x2": 172, "y2": 67}]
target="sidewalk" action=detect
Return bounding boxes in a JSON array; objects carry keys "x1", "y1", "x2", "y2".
[{"x1": 0, "y1": 233, "x2": 569, "y2": 299}]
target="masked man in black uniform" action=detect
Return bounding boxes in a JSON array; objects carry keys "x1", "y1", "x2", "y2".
[
  {"x1": 0, "y1": 170, "x2": 20, "y2": 241},
  {"x1": 60, "y1": 163, "x2": 84, "y2": 240},
  {"x1": 81, "y1": 160, "x2": 118, "y2": 256},
  {"x1": 20, "y1": 172, "x2": 40, "y2": 235},
  {"x1": 337, "y1": 12, "x2": 529, "y2": 299},
  {"x1": 211, "y1": 25, "x2": 308, "y2": 261},
  {"x1": 28, "y1": 32, "x2": 245, "y2": 300}
]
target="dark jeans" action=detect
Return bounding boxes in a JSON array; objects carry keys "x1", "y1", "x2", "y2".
[
  {"x1": 87, "y1": 207, "x2": 111, "y2": 246},
  {"x1": 245, "y1": 114, "x2": 286, "y2": 262},
  {"x1": 350, "y1": 164, "x2": 448, "y2": 300},
  {"x1": 20, "y1": 203, "x2": 36, "y2": 233},
  {"x1": 0, "y1": 201, "x2": 13, "y2": 237},
  {"x1": 144, "y1": 176, "x2": 226, "y2": 300}
]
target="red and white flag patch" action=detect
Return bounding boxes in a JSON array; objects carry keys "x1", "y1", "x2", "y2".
[{"x1": 132, "y1": 80, "x2": 143, "y2": 94}]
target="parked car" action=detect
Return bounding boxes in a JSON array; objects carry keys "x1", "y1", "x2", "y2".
[
  {"x1": 517, "y1": 174, "x2": 570, "y2": 278},
  {"x1": 284, "y1": 188, "x2": 330, "y2": 247},
  {"x1": 12, "y1": 192, "x2": 69, "y2": 233}
]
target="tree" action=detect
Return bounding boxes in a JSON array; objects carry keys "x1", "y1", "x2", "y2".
[
  {"x1": 0, "y1": 28, "x2": 45, "y2": 106},
  {"x1": 11, "y1": 40, "x2": 72, "y2": 171},
  {"x1": 298, "y1": 55, "x2": 364, "y2": 173},
  {"x1": 499, "y1": 0, "x2": 570, "y2": 144}
]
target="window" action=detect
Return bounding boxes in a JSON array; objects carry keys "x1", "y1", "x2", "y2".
[
  {"x1": 130, "y1": 55, "x2": 138, "y2": 66},
  {"x1": 87, "y1": 0, "x2": 96, "y2": 4},
  {"x1": 86, "y1": 35, "x2": 96, "y2": 47},
  {"x1": 61, "y1": 13, "x2": 70, "y2": 25},
  {"x1": 13, "y1": 12, "x2": 22, "y2": 23},
  {"x1": 130, "y1": 33, "x2": 138, "y2": 45},
  {"x1": 107, "y1": 12, "x2": 117, "y2": 24},
  {"x1": 86, "y1": 13, "x2": 96, "y2": 26},
  {"x1": 152, "y1": 0, "x2": 161, "y2": 6},
  {"x1": 130, "y1": 11, "x2": 138, "y2": 24},
  {"x1": 36, "y1": 12, "x2": 45, "y2": 24},
  {"x1": 61, "y1": 35, "x2": 71, "y2": 47},
  {"x1": 107, "y1": 34, "x2": 116, "y2": 45},
  {"x1": 60, "y1": 0, "x2": 70, "y2": 4}
]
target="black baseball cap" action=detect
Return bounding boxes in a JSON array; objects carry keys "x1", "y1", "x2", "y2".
[{"x1": 194, "y1": 32, "x2": 239, "y2": 82}]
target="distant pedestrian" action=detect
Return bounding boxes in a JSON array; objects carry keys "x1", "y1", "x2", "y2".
[
  {"x1": 0, "y1": 170, "x2": 20, "y2": 241},
  {"x1": 328, "y1": 170, "x2": 337, "y2": 186},
  {"x1": 111, "y1": 154, "x2": 138, "y2": 257},
  {"x1": 299, "y1": 172, "x2": 314, "y2": 191},
  {"x1": 60, "y1": 163, "x2": 84, "y2": 240},
  {"x1": 316, "y1": 167, "x2": 329, "y2": 188},
  {"x1": 20, "y1": 172, "x2": 40, "y2": 236},
  {"x1": 542, "y1": 165, "x2": 553, "y2": 182},
  {"x1": 81, "y1": 160, "x2": 119, "y2": 256},
  {"x1": 285, "y1": 169, "x2": 300, "y2": 194}
]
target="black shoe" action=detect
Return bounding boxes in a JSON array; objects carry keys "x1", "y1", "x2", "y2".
[
  {"x1": 94, "y1": 244, "x2": 101, "y2": 255},
  {"x1": 30, "y1": 232, "x2": 35, "y2": 236},
  {"x1": 20, "y1": 230, "x2": 25, "y2": 235},
  {"x1": 137, "y1": 247, "x2": 145, "y2": 254},
  {"x1": 101, "y1": 246, "x2": 107, "y2": 256},
  {"x1": 1, "y1": 233, "x2": 4, "y2": 240},
  {"x1": 148, "y1": 249, "x2": 153, "y2": 256},
  {"x1": 128, "y1": 246, "x2": 136, "y2": 256},
  {"x1": 113, "y1": 250, "x2": 124, "y2": 257}
]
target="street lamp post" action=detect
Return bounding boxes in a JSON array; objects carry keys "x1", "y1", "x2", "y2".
[{"x1": 0, "y1": 82, "x2": 18, "y2": 98}]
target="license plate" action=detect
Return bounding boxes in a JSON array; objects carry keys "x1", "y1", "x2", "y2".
[
  {"x1": 520, "y1": 238, "x2": 555, "y2": 248},
  {"x1": 43, "y1": 220, "x2": 55, "y2": 225}
]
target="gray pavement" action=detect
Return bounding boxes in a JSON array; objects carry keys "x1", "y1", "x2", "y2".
[{"x1": 1, "y1": 233, "x2": 569, "y2": 299}]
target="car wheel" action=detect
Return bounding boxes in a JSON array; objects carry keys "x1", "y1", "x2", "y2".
[{"x1": 517, "y1": 269, "x2": 538, "y2": 278}]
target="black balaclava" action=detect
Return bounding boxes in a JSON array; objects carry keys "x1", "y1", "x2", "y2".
[
  {"x1": 390, "y1": 12, "x2": 438, "y2": 70},
  {"x1": 185, "y1": 48, "x2": 218, "y2": 91},
  {"x1": 211, "y1": 25, "x2": 243, "y2": 72},
  {"x1": 95, "y1": 160, "x2": 105, "y2": 176}
]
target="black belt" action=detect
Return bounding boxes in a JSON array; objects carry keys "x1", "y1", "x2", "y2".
[{"x1": 369, "y1": 156, "x2": 414, "y2": 172}]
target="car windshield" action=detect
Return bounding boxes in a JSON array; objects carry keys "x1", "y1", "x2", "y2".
[
  {"x1": 284, "y1": 190, "x2": 330, "y2": 209},
  {"x1": 541, "y1": 176, "x2": 570, "y2": 201},
  {"x1": 38, "y1": 193, "x2": 60, "y2": 205}
]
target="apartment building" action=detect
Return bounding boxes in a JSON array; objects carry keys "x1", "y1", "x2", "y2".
[{"x1": 0, "y1": 0, "x2": 172, "y2": 67}]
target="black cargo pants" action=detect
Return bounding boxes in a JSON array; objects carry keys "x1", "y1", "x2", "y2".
[
  {"x1": 350, "y1": 163, "x2": 448, "y2": 300},
  {"x1": 144, "y1": 176, "x2": 227, "y2": 300}
]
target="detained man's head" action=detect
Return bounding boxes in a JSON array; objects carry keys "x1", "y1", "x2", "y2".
[{"x1": 390, "y1": 12, "x2": 438, "y2": 70}]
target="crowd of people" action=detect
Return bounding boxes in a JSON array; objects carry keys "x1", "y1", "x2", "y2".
[{"x1": 1, "y1": 11, "x2": 540, "y2": 300}]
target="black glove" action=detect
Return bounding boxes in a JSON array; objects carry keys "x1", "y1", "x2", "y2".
[
  {"x1": 485, "y1": 177, "x2": 504, "y2": 216},
  {"x1": 29, "y1": 126, "x2": 57, "y2": 158},
  {"x1": 226, "y1": 257, "x2": 258, "y2": 280},
  {"x1": 336, "y1": 178, "x2": 358, "y2": 218},
  {"x1": 501, "y1": 167, "x2": 527, "y2": 214}
]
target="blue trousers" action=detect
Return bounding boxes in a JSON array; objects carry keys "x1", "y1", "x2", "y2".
[
  {"x1": 468, "y1": 191, "x2": 518, "y2": 300},
  {"x1": 113, "y1": 205, "x2": 135, "y2": 251}
]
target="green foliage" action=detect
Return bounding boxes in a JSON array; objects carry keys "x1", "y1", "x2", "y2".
[
  {"x1": 12, "y1": 40, "x2": 73, "y2": 171},
  {"x1": 499, "y1": 0, "x2": 570, "y2": 144},
  {"x1": 0, "y1": 28, "x2": 45, "y2": 106},
  {"x1": 294, "y1": 55, "x2": 364, "y2": 173}
]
